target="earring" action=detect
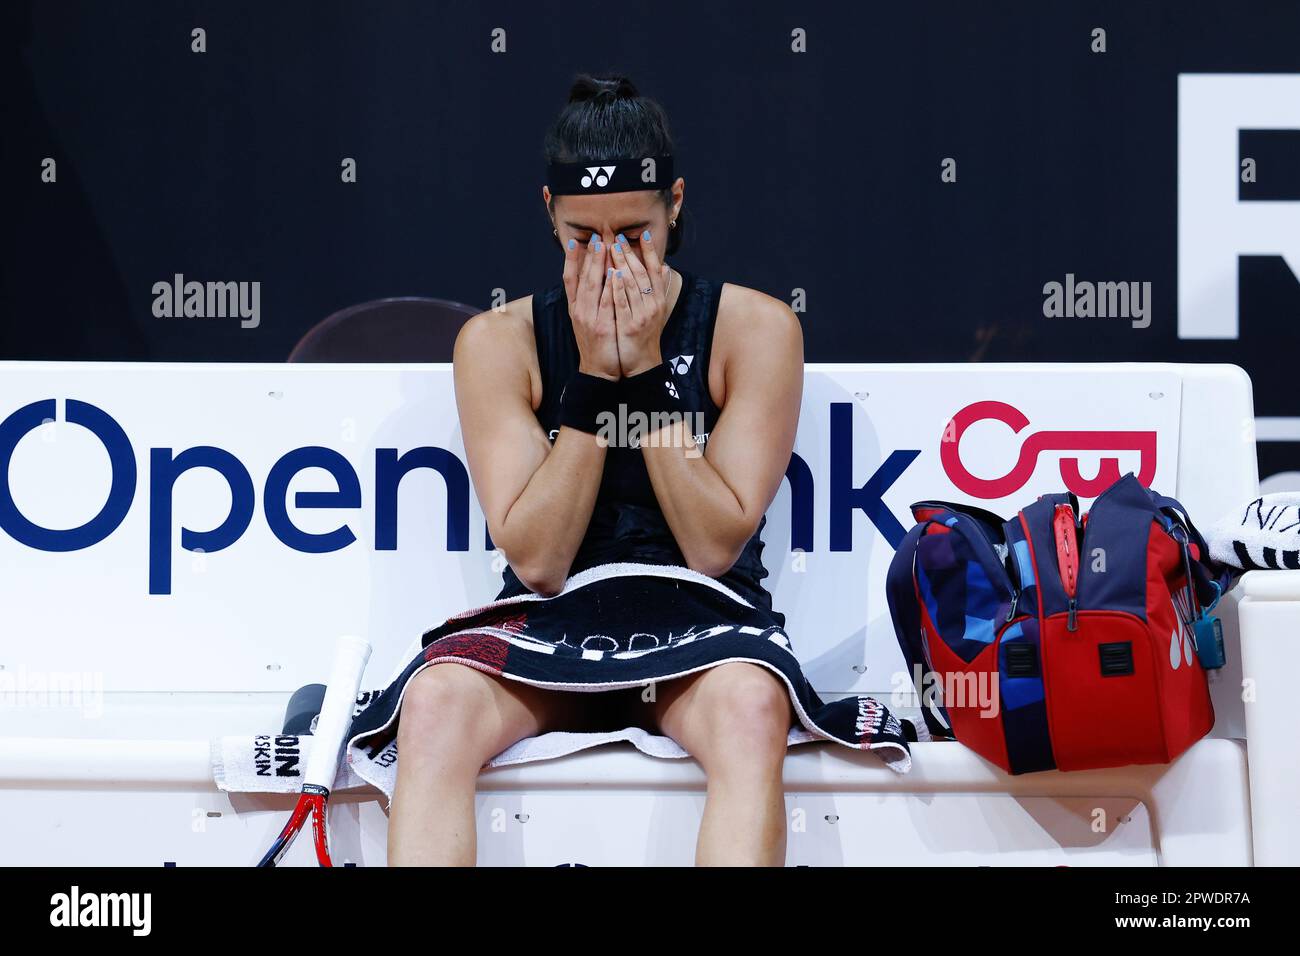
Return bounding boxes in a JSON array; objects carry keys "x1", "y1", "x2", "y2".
[
  {"x1": 669, "y1": 219, "x2": 677, "y2": 229},
  {"x1": 553, "y1": 228, "x2": 558, "y2": 236}
]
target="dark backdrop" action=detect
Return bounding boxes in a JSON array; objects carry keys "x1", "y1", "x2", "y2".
[{"x1": 2, "y1": 1, "x2": 1297, "y2": 479}]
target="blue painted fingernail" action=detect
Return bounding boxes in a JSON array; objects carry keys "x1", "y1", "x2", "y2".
[
  {"x1": 567, "y1": 238, "x2": 575, "y2": 250},
  {"x1": 592, "y1": 238, "x2": 601, "y2": 250},
  {"x1": 616, "y1": 270, "x2": 623, "y2": 277},
  {"x1": 642, "y1": 229, "x2": 651, "y2": 241},
  {"x1": 616, "y1": 233, "x2": 626, "y2": 245}
]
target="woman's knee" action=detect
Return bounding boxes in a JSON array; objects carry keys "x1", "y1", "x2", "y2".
[
  {"x1": 396, "y1": 663, "x2": 501, "y2": 756},
  {"x1": 691, "y1": 664, "x2": 793, "y2": 753}
]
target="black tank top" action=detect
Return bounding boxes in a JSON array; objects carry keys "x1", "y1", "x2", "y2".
[{"x1": 494, "y1": 270, "x2": 783, "y2": 626}]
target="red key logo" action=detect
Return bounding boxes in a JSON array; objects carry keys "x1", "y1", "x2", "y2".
[{"x1": 940, "y1": 400, "x2": 1157, "y2": 499}]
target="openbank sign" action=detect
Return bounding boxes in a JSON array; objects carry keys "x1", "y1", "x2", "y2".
[{"x1": 1, "y1": 398, "x2": 1155, "y2": 595}]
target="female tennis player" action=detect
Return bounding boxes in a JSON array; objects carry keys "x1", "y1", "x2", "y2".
[{"x1": 370, "y1": 73, "x2": 911, "y2": 866}]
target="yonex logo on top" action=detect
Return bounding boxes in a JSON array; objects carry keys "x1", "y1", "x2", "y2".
[{"x1": 580, "y1": 166, "x2": 616, "y2": 188}]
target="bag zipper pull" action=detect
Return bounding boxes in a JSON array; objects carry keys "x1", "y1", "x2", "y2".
[
  {"x1": 1070, "y1": 505, "x2": 1082, "y2": 631},
  {"x1": 1053, "y1": 503, "x2": 1080, "y2": 631},
  {"x1": 1005, "y1": 589, "x2": 1020, "y2": 623}
]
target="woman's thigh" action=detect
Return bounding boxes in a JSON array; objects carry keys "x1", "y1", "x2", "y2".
[
  {"x1": 397, "y1": 664, "x2": 592, "y2": 761},
  {"x1": 632, "y1": 664, "x2": 794, "y2": 755},
  {"x1": 398, "y1": 663, "x2": 645, "y2": 755}
]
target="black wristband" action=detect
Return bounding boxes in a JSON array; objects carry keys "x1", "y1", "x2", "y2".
[
  {"x1": 558, "y1": 372, "x2": 619, "y2": 435},
  {"x1": 619, "y1": 360, "x2": 685, "y2": 418}
]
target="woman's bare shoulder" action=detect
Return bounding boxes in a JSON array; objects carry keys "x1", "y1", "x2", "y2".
[
  {"x1": 455, "y1": 294, "x2": 535, "y2": 351},
  {"x1": 453, "y1": 294, "x2": 542, "y2": 406},
  {"x1": 710, "y1": 282, "x2": 803, "y2": 400},
  {"x1": 716, "y1": 282, "x2": 801, "y2": 346}
]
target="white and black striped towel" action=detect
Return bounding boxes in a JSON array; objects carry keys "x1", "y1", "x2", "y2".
[{"x1": 1206, "y1": 493, "x2": 1300, "y2": 571}]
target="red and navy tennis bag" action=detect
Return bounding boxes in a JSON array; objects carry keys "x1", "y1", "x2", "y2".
[{"x1": 885, "y1": 472, "x2": 1238, "y2": 774}]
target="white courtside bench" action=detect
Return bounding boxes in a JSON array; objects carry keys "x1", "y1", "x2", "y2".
[{"x1": 0, "y1": 361, "x2": 1284, "y2": 866}]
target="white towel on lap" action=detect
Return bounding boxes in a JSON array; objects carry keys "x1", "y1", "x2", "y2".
[{"x1": 210, "y1": 725, "x2": 824, "y2": 796}]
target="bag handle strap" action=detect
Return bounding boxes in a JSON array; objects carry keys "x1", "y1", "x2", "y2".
[
  {"x1": 1152, "y1": 493, "x2": 1239, "y2": 606},
  {"x1": 886, "y1": 520, "x2": 928, "y2": 668},
  {"x1": 886, "y1": 518, "x2": 950, "y2": 738}
]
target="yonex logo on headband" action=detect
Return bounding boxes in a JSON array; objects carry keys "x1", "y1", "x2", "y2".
[
  {"x1": 582, "y1": 166, "x2": 616, "y2": 188},
  {"x1": 548, "y1": 154, "x2": 674, "y2": 196}
]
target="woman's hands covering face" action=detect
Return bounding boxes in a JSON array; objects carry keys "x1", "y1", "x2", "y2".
[
  {"x1": 562, "y1": 235, "x2": 620, "y2": 380},
  {"x1": 563, "y1": 228, "x2": 671, "y2": 379},
  {"x1": 608, "y1": 230, "x2": 670, "y2": 377}
]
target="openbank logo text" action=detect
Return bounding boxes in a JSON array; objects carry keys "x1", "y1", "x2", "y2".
[{"x1": 0, "y1": 398, "x2": 1157, "y2": 595}]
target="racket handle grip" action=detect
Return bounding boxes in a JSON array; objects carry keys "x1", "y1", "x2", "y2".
[{"x1": 303, "y1": 635, "x2": 372, "y2": 789}]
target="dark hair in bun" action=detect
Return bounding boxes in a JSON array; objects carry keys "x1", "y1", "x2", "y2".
[
  {"x1": 544, "y1": 73, "x2": 685, "y2": 256},
  {"x1": 566, "y1": 73, "x2": 640, "y2": 105}
]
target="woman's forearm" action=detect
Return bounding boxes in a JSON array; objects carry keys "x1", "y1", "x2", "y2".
[
  {"x1": 639, "y1": 420, "x2": 756, "y2": 576},
  {"x1": 492, "y1": 428, "x2": 608, "y2": 594}
]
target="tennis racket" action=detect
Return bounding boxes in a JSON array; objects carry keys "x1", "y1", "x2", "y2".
[{"x1": 257, "y1": 634, "x2": 372, "y2": 867}]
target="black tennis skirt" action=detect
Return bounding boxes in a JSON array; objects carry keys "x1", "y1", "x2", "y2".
[{"x1": 344, "y1": 563, "x2": 915, "y2": 801}]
